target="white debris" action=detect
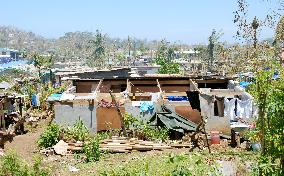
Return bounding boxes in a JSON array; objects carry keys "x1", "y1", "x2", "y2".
[
  {"x1": 69, "y1": 165, "x2": 80, "y2": 172},
  {"x1": 53, "y1": 140, "x2": 68, "y2": 155}
]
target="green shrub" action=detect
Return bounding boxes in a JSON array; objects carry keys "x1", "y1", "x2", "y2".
[
  {"x1": 83, "y1": 137, "x2": 100, "y2": 162},
  {"x1": 0, "y1": 151, "x2": 24, "y2": 176},
  {"x1": 124, "y1": 113, "x2": 138, "y2": 129},
  {"x1": 0, "y1": 152, "x2": 49, "y2": 176},
  {"x1": 96, "y1": 131, "x2": 110, "y2": 141},
  {"x1": 64, "y1": 119, "x2": 90, "y2": 142},
  {"x1": 141, "y1": 125, "x2": 169, "y2": 142},
  {"x1": 252, "y1": 156, "x2": 282, "y2": 176},
  {"x1": 37, "y1": 123, "x2": 60, "y2": 148},
  {"x1": 30, "y1": 155, "x2": 49, "y2": 176}
]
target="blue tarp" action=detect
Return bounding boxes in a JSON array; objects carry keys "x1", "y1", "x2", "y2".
[
  {"x1": 31, "y1": 94, "x2": 37, "y2": 106},
  {"x1": 47, "y1": 93, "x2": 62, "y2": 102},
  {"x1": 167, "y1": 96, "x2": 188, "y2": 101},
  {"x1": 240, "y1": 82, "x2": 252, "y2": 88},
  {"x1": 140, "y1": 101, "x2": 154, "y2": 113}
]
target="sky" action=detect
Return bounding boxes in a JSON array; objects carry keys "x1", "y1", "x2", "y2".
[{"x1": 0, "y1": 0, "x2": 279, "y2": 44}]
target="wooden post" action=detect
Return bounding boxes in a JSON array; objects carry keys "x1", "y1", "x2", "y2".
[
  {"x1": 126, "y1": 79, "x2": 131, "y2": 94},
  {"x1": 201, "y1": 116, "x2": 211, "y2": 153},
  {"x1": 156, "y1": 79, "x2": 162, "y2": 93},
  {"x1": 95, "y1": 79, "x2": 103, "y2": 93},
  {"x1": 189, "y1": 79, "x2": 201, "y2": 93}
]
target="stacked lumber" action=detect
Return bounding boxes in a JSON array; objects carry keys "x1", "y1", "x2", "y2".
[
  {"x1": 65, "y1": 137, "x2": 193, "y2": 154},
  {"x1": 100, "y1": 136, "x2": 172, "y2": 153},
  {"x1": 169, "y1": 143, "x2": 192, "y2": 148},
  {"x1": 67, "y1": 142, "x2": 84, "y2": 151}
]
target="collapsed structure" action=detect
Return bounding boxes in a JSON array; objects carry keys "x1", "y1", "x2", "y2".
[{"x1": 48, "y1": 68, "x2": 256, "y2": 136}]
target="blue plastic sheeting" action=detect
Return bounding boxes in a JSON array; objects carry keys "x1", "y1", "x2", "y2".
[
  {"x1": 240, "y1": 82, "x2": 252, "y2": 88},
  {"x1": 47, "y1": 93, "x2": 62, "y2": 102},
  {"x1": 167, "y1": 96, "x2": 188, "y2": 101},
  {"x1": 31, "y1": 94, "x2": 37, "y2": 106},
  {"x1": 272, "y1": 73, "x2": 279, "y2": 80},
  {"x1": 140, "y1": 101, "x2": 154, "y2": 113},
  {"x1": 0, "y1": 60, "x2": 27, "y2": 68}
]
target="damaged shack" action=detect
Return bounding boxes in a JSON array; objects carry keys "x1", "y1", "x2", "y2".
[{"x1": 48, "y1": 72, "x2": 256, "y2": 136}]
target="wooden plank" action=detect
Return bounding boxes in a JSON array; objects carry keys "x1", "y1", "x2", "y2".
[
  {"x1": 156, "y1": 79, "x2": 162, "y2": 93},
  {"x1": 130, "y1": 80, "x2": 190, "y2": 85},
  {"x1": 170, "y1": 144, "x2": 192, "y2": 148},
  {"x1": 189, "y1": 79, "x2": 201, "y2": 93},
  {"x1": 95, "y1": 79, "x2": 103, "y2": 93},
  {"x1": 127, "y1": 79, "x2": 131, "y2": 94}
]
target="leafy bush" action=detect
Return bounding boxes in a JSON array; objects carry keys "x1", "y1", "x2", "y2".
[
  {"x1": 83, "y1": 137, "x2": 100, "y2": 162},
  {"x1": 96, "y1": 131, "x2": 110, "y2": 141},
  {"x1": 249, "y1": 66, "x2": 284, "y2": 174},
  {"x1": 141, "y1": 125, "x2": 169, "y2": 142},
  {"x1": 124, "y1": 113, "x2": 138, "y2": 129},
  {"x1": 0, "y1": 152, "x2": 49, "y2": 176},
  {"x1": 37, "y1": 123, "x2": 60, "y2": 148},
  {"x1": 252, "y1": 156, "x2": 282, "y2": 176},
  {"x1": 0, "y1": 151, "x2": 25, "y2": 176},
  {"x1": 64, "y1": 119, "x2": 90, "y2": 142}
]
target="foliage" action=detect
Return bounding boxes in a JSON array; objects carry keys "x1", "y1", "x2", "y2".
[
  {"x1": 64, "y1": 119, "x2": 90, "y2": 142},
  {"x1": 30, "y1": 155, "x2": 50, "y2": 176},
  {"x1": 39, "y1": 84, "x2": 66, "y2": 110},
  {"x1": 37, "y1": 123, "x2": 60, "y2": 148},
  {"x1": 32, "y1": 53, "x2": 54, "y2": 77},
  {"x1": 83, "y1": 137, "x2": 101, "y2": 162},
  {"x1": 140, "y1": 124, "x2": 169, "y2": 142},
  {"x1": 123, "y1": 113, "x2": 138, "y2": 129},
  {"x1": 155, "y1": 40, "x2": 180, "y2": 74},
  {"x1": 87, "y1": 30, "x2": 106, "y2": 68},
  {"x1": 249, "y1": 64, "x2": 284, "y2": 174},
  {"x1": 0, "y1": 151, "x2": 49, "y2": 176},
  {"x1": 96, "y1": 131, "x2": 110, "y2": 141},
  {"x1": 274, "y1": 15, "x2": 284, "y2": 63},
  {"x1": 244, "y1": 128, "x2": 260, "y2": 143},
  {"x1": 207, "y1": 29, "x2": 223, "y2": 72},
  {"x1": 0, "y1": 26, "x2": 51, "y2": 53},
  {"x1": 0, "y1": 69, "x2": 31, "y2": 83},
  {"x1": 252, "y1": 156, "x2": 282, "y2": 176},
  {"x1": 99, "y1": 152, "x2": 219, "y2": 176},
  {"x1": 233, "y1": 0, "x2": 281, "y2": 43}
]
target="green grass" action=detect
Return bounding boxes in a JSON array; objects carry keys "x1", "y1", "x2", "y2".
[{"x1": 65, "y1": 149, "x2": 259, "y2": 176}]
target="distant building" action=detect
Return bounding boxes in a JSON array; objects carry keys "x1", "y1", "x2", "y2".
[
  {"x1": 0, "y1": 81, "x2": 12, "y2": 90},
  {"x1": 174, "y1": 49, "x2": 200, "y2": 60},
  {"x1": 0, "y1": 48, "x2": 20, "y2": 63}
]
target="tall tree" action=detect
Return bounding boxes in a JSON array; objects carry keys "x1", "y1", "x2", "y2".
[
  {"x1": 155, "y1": 40, "x2": 180, "y2": 74},
  {"x1": 207, "y1": 29, "x2": 223, "y2": 72},
  {"x1": 274, "y1": 16, "x2": 284, "y2": 64},
  {"x1": 87, "y1": 30, "x2": 106, "y2": 68}
]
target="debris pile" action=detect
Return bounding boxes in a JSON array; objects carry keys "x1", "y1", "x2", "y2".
[
  {"x1": 40, "y1": 136, "x2": 197, "y2": 156},
  {"x1": 100, "y1": 136, "x2": 173, "y2": 153}
]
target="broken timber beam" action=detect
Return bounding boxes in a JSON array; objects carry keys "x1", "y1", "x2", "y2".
[
  {"x1": 189, "y1": 79, "x2": 201, "y2": 93},
  {"x1": 95, "y1": 79, "x2": 103, "y2": 93},
  {"x1": 156, "y1": 79, "x2": 162, "y2": 93},
  {"x1": 126, "y1": 79, "x2": 131, "y2": 94}
]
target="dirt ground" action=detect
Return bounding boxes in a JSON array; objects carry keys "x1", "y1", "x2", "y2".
[
  {"x1": 1, "y1": 118, "x2": 257, "y2": 176},
  {"x1": 4, "y1": 119, "x2": 50, "y2": 162}
]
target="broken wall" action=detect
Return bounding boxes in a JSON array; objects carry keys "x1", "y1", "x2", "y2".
[{"x1": 54, "y1": 100, "x2": 97, "y2": 131}]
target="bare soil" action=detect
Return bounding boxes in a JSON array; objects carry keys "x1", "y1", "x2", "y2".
[{"x1": 4, "y1": 119, "x2": 50, "y2": 162}]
